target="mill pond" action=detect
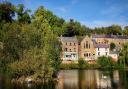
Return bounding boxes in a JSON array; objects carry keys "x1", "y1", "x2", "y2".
[{"x1": 0, "y1": 69, "x2": 128, "y2": 89}]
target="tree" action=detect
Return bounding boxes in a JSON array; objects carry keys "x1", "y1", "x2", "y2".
[
  {"x1": 118, "y1": 43, "x2": 128, "y2": 67},
  {"x1": 33, "y1": 6, "x2": 65, "y2": 36},
  {"x1": 8, "y1": 6, "x2": 62, "y2": 79},
  {"x1": 97, "y1": 56, "x2": 114, "y2": 68},
  {"x1": 123, "y1": 26, "x2": 128, "y2": 36},
  {"x1": 0, "y1": 1, "x2": 15, "y2": 22},
  {"x1": 63, "y1": 19, "x2": 88, "y2": 37},
  {"x1": 106, "y1": 25, "x2": 122, "y2": 35},
  {"x1": 110, "y1": 42, "x2": 116, "y2": 51},
  {"x1": 16, "y1": 4, "x2": 31, "y2": 24},
  {"x1": 78, "y1": 58, "x2": 88, "y2": 69}
]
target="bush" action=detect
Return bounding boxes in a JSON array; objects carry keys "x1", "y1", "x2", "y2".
[
  {"x1": 78, "y1": 58, "x2": 88, "y2": 69},
  {"x1": 60, "y1": 63, "x2": 78, "y2": 69},
  {"x1": 96, "y1": 56, "x2": 115, "y2": 69},
  {"x1": 110, "y1": 42, "x2": 116, "y2": 51},
  {"x1": 9, "y1": 48, "x2": 54, "y2": 79}
]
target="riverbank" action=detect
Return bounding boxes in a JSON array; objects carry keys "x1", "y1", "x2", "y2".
[
  {"x1": 60, "y1": 63, "x2": 128, "y2": 69},
  {"x1": 11, "y1": 76, "x2": 59, "y2": 85}
]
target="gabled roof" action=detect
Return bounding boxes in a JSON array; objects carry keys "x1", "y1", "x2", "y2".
[{"x1": 60, "y1": 37, "x2": 78, "y2": 42}]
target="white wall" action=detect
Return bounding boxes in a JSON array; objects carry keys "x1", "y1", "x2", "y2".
[{"x1": 95, "y1": 48, "x2": 109, "y2": 59}]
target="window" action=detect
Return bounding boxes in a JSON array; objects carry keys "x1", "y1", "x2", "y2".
[
  {"x1": 106, "y1": 52, "x2": 108, "y2": 56},
  {"x1": 74, "y1": 43, "x2": 76, "y2": 46},
  {"x1": 98, "y1": 48, "x2": 99, "y2": 51},
  {"x1": 70, "y1": 43, "x2": 72, "y2": 46},
  {"x1": 84, "y1": 53, "x2": 88, "y2": 57},
  {"x1": 72, "y1": 54, "x2": 76, "y2": 57},
  {"x1": 89, "y1": 53, "x2": 91, "y2": 57},
  {"x1": 86, "y1": 44, "x2": 88, "y2": 48},
  {"x1": 66, "y1": 42, "x2": 67, "y2": 45},
  {"x1": 83, "y1": 43, "x2": 85, "y2": 48},
  {"x1": 98, "y1": 52, "x2": 100, "y2": 56},
  {"x1": 65, "y1": 55, "x2": 71, "y2": 58},
  {"x1": 86, "y1": 41, "x2": 88, "y2": 48},
  {"x1": 88, "y1": 44, "x2": 90, "y2": 49},
  {"x1": 64, "y1": 48, "x2": 67, "y2": 51},
  {"x1": 105, "y1": 48, "x2": 107, "y2": 51},
  {"x1": 70, "y1": 49, "x2": 72, "y2": 52},
  {"x1": 74, "y1": 48, "x2": 76, "y2": 52}
]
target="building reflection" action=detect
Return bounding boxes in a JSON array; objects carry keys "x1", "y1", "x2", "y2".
[
  {"x1": 56, "y1": 70, "x2": 120, "y2": 89},
  {"x1": 56, "y1": 70, "x2": 79, "y2": 89}
]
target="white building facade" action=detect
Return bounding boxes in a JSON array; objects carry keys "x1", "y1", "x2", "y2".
[{"x1": 95, "y1": 44, "x2": 109, "y2": 59}]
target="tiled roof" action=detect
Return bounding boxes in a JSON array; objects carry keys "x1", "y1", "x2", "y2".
[
  {"x1": 94, "y1": 43, "x2": 109, "y2": 48},
  {"x1": 92, "y1": 34, "x2": 128, "y2": 39},
  {"x1": 60, "y1": 37, "x2": 78, "y2": 42},
  {"x1": 110, "y1": 51, "x2": 119, "y2": 54}
]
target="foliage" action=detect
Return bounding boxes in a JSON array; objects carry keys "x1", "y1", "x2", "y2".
[
  {"x1": 78, "y1": 58, "x2": 88, "y2": 69},
  {"x1": 97, "y1": 56, "x2": 115, "y2": 68},
  {"x1": 0, "y1": 1, "x2": 16, "y2": 22},
  {"x1": 63, "y1": 19, "x2": 91, "y2": 37},
  {"x1": 0, "y1": 2, "x2": 62, "y2": 79},
  {"x1": 0, "y1": 1, "x2": 128, "y2": 80},
  {"x1": 60, "y1": 63, "x2": 79, "y2": 69},
  {"x1": 16, "y1": 4, "x2": 31, "y2": 24},
  {"x1": 9, "y1": 48, "x2": 54, "y2": 79},
  {"x1": 118, "y1": 43, "x2": 128, "y2": 68},
  {"x1": 110, "y1": 42, "x2": 116, "y2": 51},
  {"x1": 123, "y1": 26, "x2": 128, "y2": 36}
]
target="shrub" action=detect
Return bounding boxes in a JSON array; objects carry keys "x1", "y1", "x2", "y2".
[
  {"x1": 78, "y1": 58, "x2": 88, "y2": 69},
  {"x1": 60, "y1": 63, "x2": 78, "y2": 69},
  {"x1": 96, "y1": 56, "x2": 115, "y2": 69},
  {"x1": 110, "y1": 42, "x2": 116, "y2": 51}
]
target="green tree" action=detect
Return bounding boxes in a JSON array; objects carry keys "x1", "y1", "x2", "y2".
[
  {"x1": 118, "y1": 43, "x2": 128, "y2": 67},
  {"x1": 106, "y1": 25, "x2": 122, "y2": 35},
  {"x1": 0, "y1": 1, "x2": 16, "y2": 22},
  {"x1": 78, "y1": 58, "x2": 88, "y2": 69},
  {"x1": 110, "y1": 42, "x2": 116, "y2": 51},
  {"x1": 123, "y1": 26, "x2": 128, "y2": 36},
  {"x1": 97, "y1": 56, "x2": 114, "y2": 68},
  {"x1": 16, "y1": 4, "x2": 31, "y2": 24}
]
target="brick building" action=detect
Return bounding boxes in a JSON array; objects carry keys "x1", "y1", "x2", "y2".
[{"x1": 60, "y1": 35, "x2": 128, "y2": 62}]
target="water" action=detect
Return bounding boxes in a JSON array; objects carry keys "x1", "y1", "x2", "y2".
[{"x1": 0, "y1": 69, "x2": 128, "y2": 89}]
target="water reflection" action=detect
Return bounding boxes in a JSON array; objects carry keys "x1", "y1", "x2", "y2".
[
  {"x1": 57, "y1": 69, "x2": 128, "y2": 89},
  {"x1": 0, "y1": 70, "x2": 128, "y2": 89}
]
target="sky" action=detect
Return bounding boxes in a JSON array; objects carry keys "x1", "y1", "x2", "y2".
[{"x1": 1, "y1": 0, "x2": 128, "y2": 28}]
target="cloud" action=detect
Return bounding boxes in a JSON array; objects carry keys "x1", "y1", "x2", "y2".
[
  {"x1": 56, "y1": 7, "x2": 67, "y2": 13},
  {"x1": 55, "y1": 6, "x2": 67, "y2": 13}
]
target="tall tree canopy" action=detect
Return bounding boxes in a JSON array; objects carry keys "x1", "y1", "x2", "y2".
[
  {"x1": 16, "y1": 4, "x2": 31, "y2": 24},
  {"x1": 0, "y1": 1, "x2": 15, "y2": 22},
  {"x1": 123, "y1": 26, "x2": 128, "y2": 36}
]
